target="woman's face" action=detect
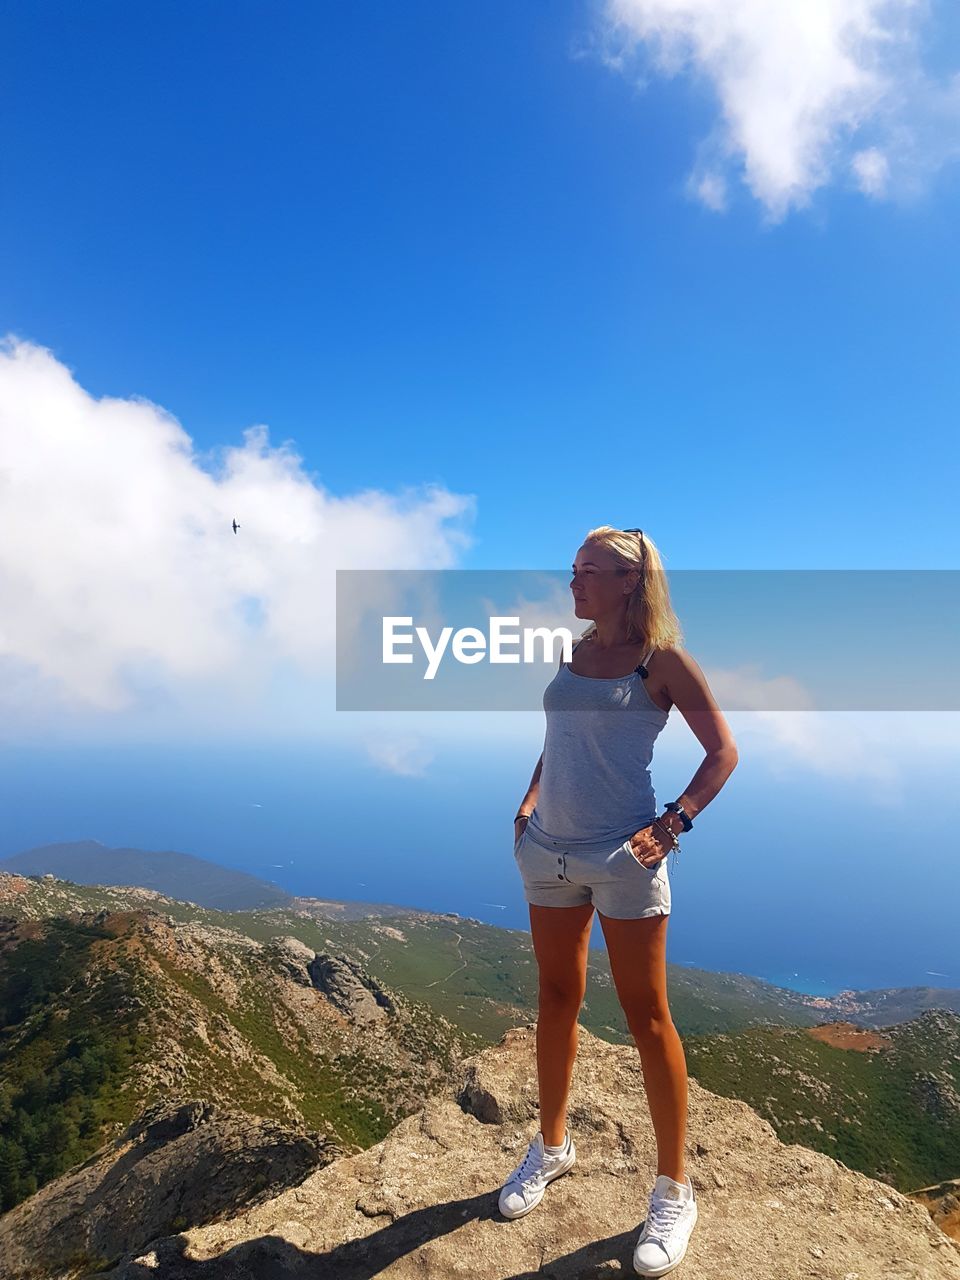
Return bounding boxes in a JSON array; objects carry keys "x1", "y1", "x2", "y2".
[{"x1": 570, "y1": 542, "x2": 635, "y2": 618}]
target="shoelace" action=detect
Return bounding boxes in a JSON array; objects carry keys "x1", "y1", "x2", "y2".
[
  {"x1": 644, "y1": 1193, "x2": 686, "y2": 1243},
  {"x1": 516, "y1": 1141, "x2": 561, "y2": 1191}
]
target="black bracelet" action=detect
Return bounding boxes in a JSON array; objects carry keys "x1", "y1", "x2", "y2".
[{"x1": 664, "y1": 800, "x2": 694, "y2": 831}]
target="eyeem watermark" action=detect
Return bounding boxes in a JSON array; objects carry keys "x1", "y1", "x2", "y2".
[
  {"x1": 383, "y1": 617, "x2": 573, "y2": 680},
  {"x1": 336, "y1": 568, "x2": 960, "y2": 711}
]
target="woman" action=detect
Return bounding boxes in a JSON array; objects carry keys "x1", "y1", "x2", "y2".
[{"x1": 498, "y1": 526, "x2": 738, "y2": 1278}]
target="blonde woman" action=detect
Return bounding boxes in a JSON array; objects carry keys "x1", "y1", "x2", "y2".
[{"x1": 498, "y1": 526, "x2": 738, "y2": 1278}]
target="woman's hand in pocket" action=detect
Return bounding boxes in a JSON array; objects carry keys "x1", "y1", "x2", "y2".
[
  {"x1": 514, "y1": 814, "x2": 529, "y2": 847},
  {"x1": 626, "y1": 823, "x2": 669, "y2": 868}
]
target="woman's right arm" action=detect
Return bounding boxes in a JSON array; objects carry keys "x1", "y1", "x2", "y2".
[
  {"x1": 516, "y1": 753, "x2": 542, "y2": 829},
  {"x1": 514, "y1": 645, "x2": 567, "y2": 834}
]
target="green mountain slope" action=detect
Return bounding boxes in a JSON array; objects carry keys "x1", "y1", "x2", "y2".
[
  {"x1": 2, "y1": 868, "x2": 957, "y2": 1212},
  {"x1": 682, "y1": 1011, "x2": 960, "y2": 1191},
  {"x1": 0, "y1": 899, "x2": 472, "y2": 1216}
]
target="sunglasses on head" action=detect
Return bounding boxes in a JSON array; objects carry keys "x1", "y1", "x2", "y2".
[{"x1": 623, "y1": 528, "x2": 648, "y2": 578}]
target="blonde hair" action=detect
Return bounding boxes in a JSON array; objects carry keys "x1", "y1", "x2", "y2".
[{"x1": 576, "y1": 525, "x2": 684, "y2": 653}]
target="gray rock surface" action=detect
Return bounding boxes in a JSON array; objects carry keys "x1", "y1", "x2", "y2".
[
  {"x1": 85, "y1": 1023, "x2": 960, "y2": 1279},
  {"x1": 0, "y1": 1100, "x2": 342, "y2": 1279},
  {"x1": 306, "y1": 952, "x2": 397, "y2": 1024}
]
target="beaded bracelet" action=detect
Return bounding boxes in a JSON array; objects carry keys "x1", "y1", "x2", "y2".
[{"x1": 653, "y1": 815, "x2": 681, "y2": 855}]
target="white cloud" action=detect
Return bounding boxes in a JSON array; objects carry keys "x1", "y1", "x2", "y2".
[
  {"x1": 363, "y1": 734, "x2": 436, "y2": 776},
  {"x1": 598, "y1": 0, "x2": 959, "y2": 218},
  {"x1": 852, "y1": 145, "x2": 891, "y2": 194},
  {"x1": 746, "y1": 711, "x2": 960, "y2": 804},
  {"x1": 660, "y1": 707, "x2": 960, "y2": 809},
  {"x1": 690, "y1": 169, "x2": 728, "y2": 211},
  {"x1": 0, "y1": 335, "x2": 476, "y2": 742},
  {"x1": 731, "y1": 711, "x2": 903, "y2": 799},
  {"x1": 3, "y1": 333, "x2": 955, "y2": 790}
]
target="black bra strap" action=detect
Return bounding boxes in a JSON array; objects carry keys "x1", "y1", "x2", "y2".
[{"x1": 634, "y1": 645, "x2": 656, "y2": 678}]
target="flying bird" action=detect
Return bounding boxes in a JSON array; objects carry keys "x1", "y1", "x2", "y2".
[{"x1": 232, "y1": 519, "x2": 240, "y2": 534}]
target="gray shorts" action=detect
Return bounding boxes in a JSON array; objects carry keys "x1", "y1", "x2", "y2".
[{"x1": 513, "y1": 825, "x2": 671, "y2": 919}]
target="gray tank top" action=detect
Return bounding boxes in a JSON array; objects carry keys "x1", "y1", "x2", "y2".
[{"x1": 524, "y1": 639, "x2": 670, "y2": 853}]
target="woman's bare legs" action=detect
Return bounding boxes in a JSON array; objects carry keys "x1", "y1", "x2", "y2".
[
  {"x1": 598, "y1": 911, "x2": 687, "y2": 1182},
  {"x1": 528, "y1": 901, "x2": 596, "y2": 1146}
]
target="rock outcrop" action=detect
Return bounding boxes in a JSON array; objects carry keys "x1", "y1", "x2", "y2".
[
  {"x1": 74, "y1": 1023, "x2": 960, "y2": 1279},
  {"x1": 307, "y1": 951, "x2": 397, "y2": 1024},
  {"x1": 0, "y1": 1100, "x2": 342, "y2": 1279}
]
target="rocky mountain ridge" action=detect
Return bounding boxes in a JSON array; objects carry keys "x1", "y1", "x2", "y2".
[{"x1": 2, "y1": 1023, "x2": 958, "y2": 1279}]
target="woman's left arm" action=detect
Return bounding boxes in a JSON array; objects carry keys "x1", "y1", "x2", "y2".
[{"x1": 659, "y1": 646, "x2": 739, "y2": 823}]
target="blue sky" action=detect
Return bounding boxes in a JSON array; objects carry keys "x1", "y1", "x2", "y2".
[
  {"x1": 2, "y1": 2, "x2": 958, "y2": 572},
  {"x1": 1, "y1": 1, "x2": 958, "y2": 990}
]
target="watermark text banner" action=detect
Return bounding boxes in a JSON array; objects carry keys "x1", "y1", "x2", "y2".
[{"x1": 335, "y1": 569, "x2": 960, "y2": 711}]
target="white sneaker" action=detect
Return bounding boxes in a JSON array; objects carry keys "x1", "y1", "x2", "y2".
[
  {"x1": 633, "y1": 1173, "x2": 698, "y2": 1276},
  {"x1": 498, "y1": 1130, "x2": 576, "y2": 1219}
]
